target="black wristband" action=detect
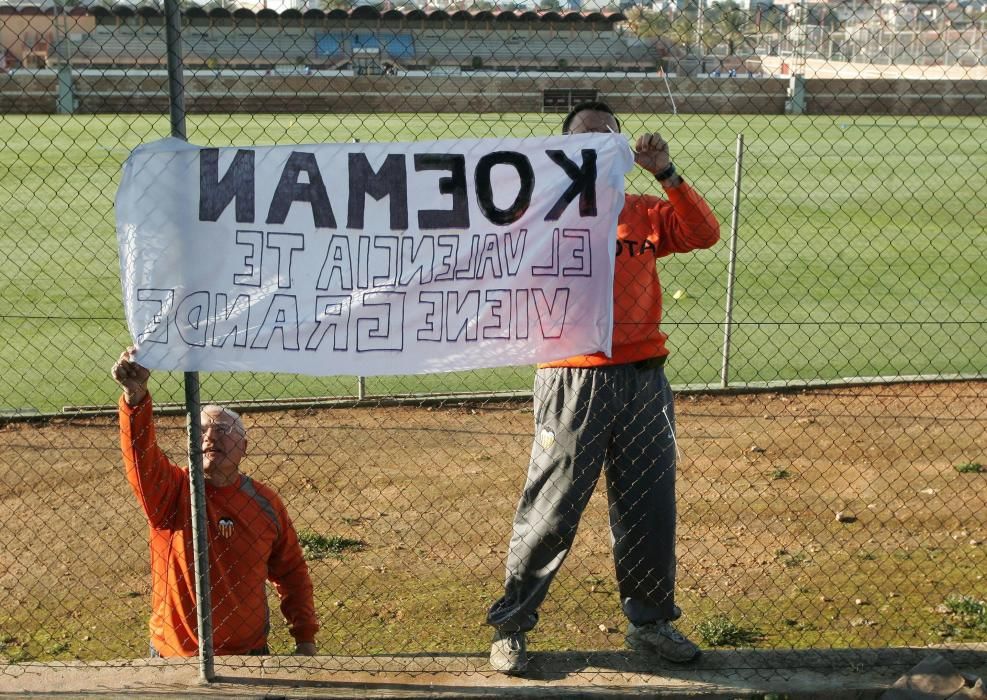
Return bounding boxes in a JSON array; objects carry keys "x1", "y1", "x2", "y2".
[{"x1": 654, "y1": 163, "x2": 676, "y2": 182}]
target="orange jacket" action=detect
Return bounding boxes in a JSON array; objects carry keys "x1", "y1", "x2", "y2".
[
  {"x1": 541, "y1": 180, "x2": 720, "y2": 368},
  {"x1": 119, "y1": 394, "x2": 318, "y2": 656}
]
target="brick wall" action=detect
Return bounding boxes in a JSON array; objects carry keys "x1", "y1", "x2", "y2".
[{"x1": 1, "y1": 72, "x2": 983, "y2": 116}]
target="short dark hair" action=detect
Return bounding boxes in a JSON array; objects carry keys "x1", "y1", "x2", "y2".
[{"x1": 562, "y1": 101, "x2": 621, "y2": 134}]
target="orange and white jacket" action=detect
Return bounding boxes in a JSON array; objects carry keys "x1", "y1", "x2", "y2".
[
  {"x1": 119, "y1": 394, "x2": 318, "y2": 656},
  {"x1": 541, "y1": 180, "x2": 720, "y2": 368}
]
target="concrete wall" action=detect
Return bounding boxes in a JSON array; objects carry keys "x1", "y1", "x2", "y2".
[
  {"x1": 806, "y1": 78, "x2": 987, "y2": 116},
  {"x1": 0, "y1": 72, "x2": 983, "y2": 116}
]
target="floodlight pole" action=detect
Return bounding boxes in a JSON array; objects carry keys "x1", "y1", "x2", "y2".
[
  {"x1": 721, "y1": 133, "x2": 744, "y2": 388},
  {"x1": 164, "y1": 0, "x2": 215, "y2": 683}
]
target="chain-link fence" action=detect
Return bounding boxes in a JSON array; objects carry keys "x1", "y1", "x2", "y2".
[{"x1": 1, "y1": 0, "x2": 986, "y2": 687}]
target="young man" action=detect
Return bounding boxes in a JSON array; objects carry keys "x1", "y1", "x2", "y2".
[
  {"x1": 487, "y1": 102, "x2": 720, "y2": 673},
  {"x1": 112, "y1": 346, "x2": 319, "y2": 657}
]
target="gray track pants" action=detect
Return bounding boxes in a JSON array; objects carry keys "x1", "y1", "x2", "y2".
[{"x1": 487, "y1": 363, "x2": 679, "y2": 633}]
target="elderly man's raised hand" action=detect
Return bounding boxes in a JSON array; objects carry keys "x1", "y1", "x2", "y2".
[{"x1": 111, "y1": 346, "x2": 150, "y2": 406}]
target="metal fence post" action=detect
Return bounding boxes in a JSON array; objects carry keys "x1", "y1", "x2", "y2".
[
  {"x1": 53, "y1": 0, "x2": 75, "y2": 114},
  {"x1": 164, "y1": 0, "x2": 214, "y2": 682},
  {"x1": 164, "y1": 0, "x2": 186, "y2": 141},
  {"x1": 183, "y1": 376, "x2": 213, "y2": 682},
  {"x1": 353, "y1": 135, "x2": 366, "y2": 402},
  {"x1": 721, "y1": 133, "x2": 744, "y2": 389}
]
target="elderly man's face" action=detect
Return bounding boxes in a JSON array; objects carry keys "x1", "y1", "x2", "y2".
[
  {"x1": 200, "y1": 407, "x2": 246, "y2": 486},
  {"x1": 565, "y1": 110, "x2": 620, "y2": 135}
]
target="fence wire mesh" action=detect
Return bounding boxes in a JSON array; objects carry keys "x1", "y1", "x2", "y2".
[{"x1": 1, "y1": 0, "x2": 986, "y2": 685}]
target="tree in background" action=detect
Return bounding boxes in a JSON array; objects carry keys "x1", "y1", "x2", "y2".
[
  {"x1": 201, "y1": 0, "x2": 240, "y2": 10},
  {"x1": 706, "y1": 0, "x2": 752, "y2": 55},
  {"x1": 749, "y1": 3, "x2": 785, "y2": 53},
  {"x1": 622, "y1": 6, "x2": 672, "y2": 39},
  {"x1": 670, "y1": 7, "x2": 699, "y2": 54},
  {"x1": 622, "y1": 3, "x2": 704, "y2": 56}
]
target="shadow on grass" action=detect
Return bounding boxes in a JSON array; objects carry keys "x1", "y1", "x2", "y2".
[{"x1": 209, "y1": 646, "x2": 987, "y2": 697}]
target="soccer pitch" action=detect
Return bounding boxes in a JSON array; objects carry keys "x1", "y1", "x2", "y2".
[{"x1": 1, "y1": 112, "x2": 985, "y2": 414}]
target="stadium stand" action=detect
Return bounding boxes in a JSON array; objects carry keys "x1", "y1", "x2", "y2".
[{"x1": 45, "y1": 6, "x2": 652, "y2": 73}]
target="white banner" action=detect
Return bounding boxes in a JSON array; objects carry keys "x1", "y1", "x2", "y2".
[{"x1": 115, "y1": 134, "x2": 633, "y2": 376}]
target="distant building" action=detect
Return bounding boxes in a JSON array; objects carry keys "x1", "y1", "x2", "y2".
[
  {"x1": 0, "y1": 0, "x2": 102, "y2": 7},
  {"x1": 0, "y1": 4, "x2": 94, "y2": 68},
  {"x1": 721, "y1": 0, "x2": 776, "y2": 9}
]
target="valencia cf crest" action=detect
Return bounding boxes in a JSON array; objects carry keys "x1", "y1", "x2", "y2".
[
  {"x1": 538, "y1": 428, "x2": 556, "y2": 451},
  {"x1": 218, "y1": 517, "x2": 235, "y2": 538}
]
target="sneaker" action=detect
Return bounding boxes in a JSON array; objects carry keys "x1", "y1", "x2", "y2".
[
  {"x1": 626, "y1": 620, "x2": 701, "y2": 663},
  {"x1": 489, "y1": 629, "x2": 528, "y2": 674}
]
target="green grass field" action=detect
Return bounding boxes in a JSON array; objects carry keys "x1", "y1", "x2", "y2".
[{"x1": 1, "y1": 113, "x2": 985, "y2": 414}]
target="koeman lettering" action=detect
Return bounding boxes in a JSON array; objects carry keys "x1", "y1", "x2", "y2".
[{"x1": 198, "y1": 147, "x2": 598, "y2": 230}]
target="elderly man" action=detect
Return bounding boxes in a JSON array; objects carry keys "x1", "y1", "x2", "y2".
[
  {"x1": 112, "y1": 346, "x2": 319, "y2": 657},
  {"x1": 486, "y1": 101, "x2": 720, "y2": 673}
]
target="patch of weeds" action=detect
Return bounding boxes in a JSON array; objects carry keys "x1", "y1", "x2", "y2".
[
  {"x1": 857, "y1": 551, "x2": 877, "y2": 561},
  {"x1": 775, "y1": 549, "x2": 808, "y2": 567},
  {"x1": 695, "y1": 615, "x2": 763, "y2": 647},
  {"x1": 47, "y1": 642, "x2": 70, "y2": 656},
  {"x1": 5, "y1": 645, "x2": 33, "y2": 663},
  {"x1": 942, "y1": 595, "x2": 987, "y2": 631},
  {"x1": 934, "y1": 621, "x2": 958, "y2": 639},
  {"x1": 955, "y1": 462, "x2": 984, "y2": 474},
  {"x1": 785, "y1": 552, "x2": 809, "y2": 567},
  {"x1": 944, "y1": 595, "x2": 986, "y2": 618},
  {"x1": 0, "y1": 635, "x2": 30, "y2": 662},
  {"x1": 782, "y1": 618, "x2": 816, "y2": 632},
  {"x1": 770, "y1": 468, "x2": 791, "y2": 480},
  {"x1": 299, "y1": 531, "x2": 366, "y2": 561}
]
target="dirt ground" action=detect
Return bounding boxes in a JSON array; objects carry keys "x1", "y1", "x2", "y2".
[{"x1": 1, "y1": 381, "x2": 985, "y2": 665}]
